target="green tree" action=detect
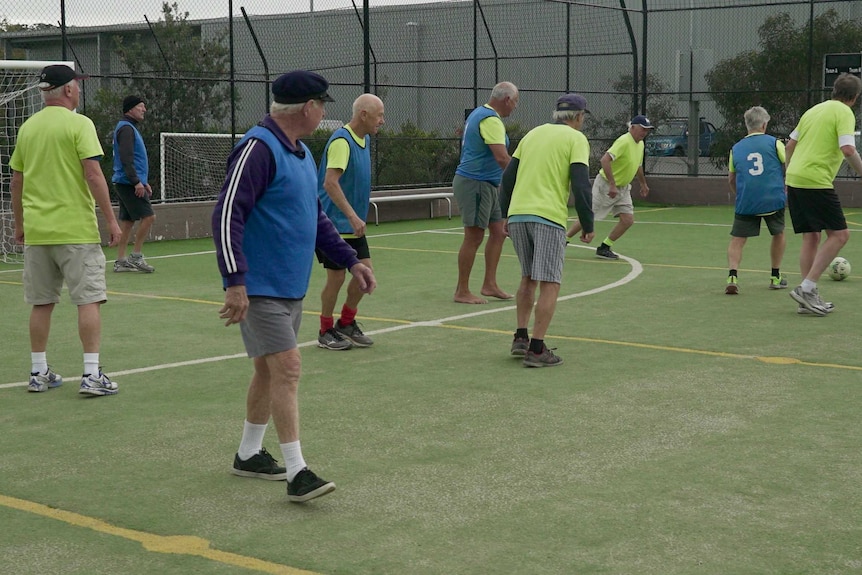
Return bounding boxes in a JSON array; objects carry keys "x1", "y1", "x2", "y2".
[
  {"x1": 87, "y1": 2, "x2": 231, "y2": 194},
  {"x1": 706, "y1": 9, "x2": 862, "y2": 160}
]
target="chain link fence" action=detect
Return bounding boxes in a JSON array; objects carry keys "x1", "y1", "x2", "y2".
[{"x1": 1, "y1": 0, "x2": 860, "y2": 205}]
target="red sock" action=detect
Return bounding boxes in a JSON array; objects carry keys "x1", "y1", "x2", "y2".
[
  {"x1": 320, "y1": 315, "x2": 334, "y2": 334},
  {"x1": 339, "y1": 305, "x2": 357, "y2": 326}
]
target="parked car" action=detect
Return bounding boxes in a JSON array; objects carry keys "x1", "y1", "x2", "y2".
[{"x1": 646, "y1": 118, "x2": 718, "y2": 157}]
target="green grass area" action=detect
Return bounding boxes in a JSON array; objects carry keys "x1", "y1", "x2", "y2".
[{"x1": 2, "y1": 205, "x2": 862, "y2": 574}]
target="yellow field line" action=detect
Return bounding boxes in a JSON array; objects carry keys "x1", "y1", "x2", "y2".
[
  {"x1": 437, "y1": 324, "x2": 862, "y2": 371},
  {"x1": 0, "y1": 493, "x2": 322, "y2": 575}
]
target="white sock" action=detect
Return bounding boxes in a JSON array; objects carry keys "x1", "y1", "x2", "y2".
[
  {"x1": 237, "y1": 421, "x2": 268, "y2": 460},
  {"x1": 31, "y1": 352, "x2": 48, "y2": 375},
  {"x1": 801, "y1": 279, "x2": 817, "y2": 293},
  {"x1": 280, "y1": 440, "x2": 307, "y2": 482},
  {"x1": 83, "y1": 353, "x2": 99, "y2": 376}
]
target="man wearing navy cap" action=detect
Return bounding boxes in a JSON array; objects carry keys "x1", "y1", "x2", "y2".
[
  {"x1": 499, "y1": 93, "x2": 594, "y2": 367},
  {"x1": 9, "y1": 64, "x2": 122, "y2": 396},
  {"x1": 566, "y1": 114, "x2": 654, "y2": 260},
  {"x1": 212, "y1": 70, "x2": 376, "y2": 502}
]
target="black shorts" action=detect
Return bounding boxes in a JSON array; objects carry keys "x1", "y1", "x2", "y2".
[
  {"x1": 114, "y1": 183, "x2": 154, "y2": 221},
  {"x1": 315, "y1": 236, "x2": 370, "y2": 270},
  {"x1": 730, "y1": 209, "x2": 785, "y2": 238},
  {"x1": 787, "y1": 186, "x2": 847, "y2": 233}
]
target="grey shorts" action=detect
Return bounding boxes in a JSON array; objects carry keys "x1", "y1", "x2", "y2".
[
  {"x1": 453, "y1": 174, "x2": 502, "y2": 228},
  {"x1": 239, "y1": 297, "x2": 303, "y2": 358},
  {"x1": 508, "y1": 220, "x2": 566, "y2": 283},
  {"x1": 592, "y1": 176, "x2": 634, "y2": 221},
  {"x1": 730, "y1": 209, "x2": 785, "y2": 238},
  {"x1": 23, "y1": 244, "x2": 107, "y2": 305}
]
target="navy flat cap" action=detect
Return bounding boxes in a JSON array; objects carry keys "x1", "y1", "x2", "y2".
[{"x1": 272, "y1": 70, "x2": 335, "y2": 104}]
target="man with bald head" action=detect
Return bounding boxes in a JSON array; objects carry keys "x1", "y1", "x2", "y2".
[
  {"x1": 316, "y1": 93, "x2": 385, "y2": 350},
  {"x1": 453, "y1": 81, "x2": 519, "y2": 304}
]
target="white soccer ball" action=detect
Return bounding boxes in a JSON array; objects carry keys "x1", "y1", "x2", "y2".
[{"x1": 829, "y1": 257, "x2": 851, "y2": 281}]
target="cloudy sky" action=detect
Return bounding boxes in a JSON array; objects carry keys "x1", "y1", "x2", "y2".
[{"x1": 5, "y1": 0, "x2": 448, "y2": 27}]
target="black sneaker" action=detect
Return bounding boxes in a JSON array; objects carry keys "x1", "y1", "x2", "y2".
[
  {"x1": 336, "y1": 320, "x2": 374, "y2": 347},
  {"x1": 596, "y1": 245, "x2": 619, "y2": 260},
  {"x1": 287, "y1": 467, "x2": 336, "y2": 502},
  {"x1": 231, "y1": 448, "x2": 287, "y2": 481},
  {"x1": 523, "y1": 345, "x2": 564, "y2": 367},
  {"x1": 318, "y1": 328, "x2": 353, "y2": 350},
  {"x1": 510, "y1": 336, "x2": 529, "y2": 356}
]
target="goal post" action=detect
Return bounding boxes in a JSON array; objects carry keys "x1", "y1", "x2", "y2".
[
  {"x1": 0, "y1": 60, "x2": 75, "y2": 263},
  {"x1": 160, "y1": 132, "x2": 243, "y2": 203}
]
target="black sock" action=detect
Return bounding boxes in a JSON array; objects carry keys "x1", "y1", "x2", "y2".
[
  {"x1": 529, "y1": 338, "x2": 544, "y2": 354},
  {"x1": 729, "y1": 269, "x2": 738, "y2": 278},
  {"x1": 772, "y1": 268, "x2": 780, "y2": 277},
  {"x1": 515, "y1": 328, "x2": 528, "y2": 340}
]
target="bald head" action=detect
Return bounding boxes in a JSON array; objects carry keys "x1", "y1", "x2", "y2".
[{"x1": 350, "y1": 93, "x2": 385, "y2": 137}]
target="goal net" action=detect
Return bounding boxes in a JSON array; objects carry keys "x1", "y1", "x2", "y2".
[
  {"x1": 160, "y1": 132, "x2": 243, "y2": 203},
  {"x1": 0, "y1": 60, "x2": 75, "y2": 263}
]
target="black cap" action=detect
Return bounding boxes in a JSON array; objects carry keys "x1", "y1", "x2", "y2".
[
  {"x1": 272, "y1": 70, "x2": 335, "y2": 104},
  {"x1": 38, "y1": 65, "x2": 88, "y2": 90},
  {"x1": 123, "y1": 95, "x2": 145, "y2": 114}
]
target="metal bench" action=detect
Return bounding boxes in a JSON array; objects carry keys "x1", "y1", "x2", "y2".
[{"x1": 369, "y1": 192, "x2": 454, "y2": 225}]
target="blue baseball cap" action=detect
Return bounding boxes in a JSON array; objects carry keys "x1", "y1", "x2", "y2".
[
  {"x1": 630, "y1": 114, "x2": 655, "y2": 128},
  {"x1": 272, "y1": 70, "x2": 335, "y2": 104},
  {"x1": 556, "y1": 93, "x2": 590, "y2": 113}
]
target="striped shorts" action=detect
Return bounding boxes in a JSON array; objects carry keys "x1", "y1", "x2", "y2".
[{"x1": 508, "y1": 220, "x2": 566, "y2": 283}]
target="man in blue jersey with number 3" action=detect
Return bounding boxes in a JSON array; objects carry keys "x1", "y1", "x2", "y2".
[{"x1": 725, "y1": 106, "x2": 787, "y2": 295}]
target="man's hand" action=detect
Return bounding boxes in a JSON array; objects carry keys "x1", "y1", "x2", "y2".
[
  {"x1": 640, "y1": 183, "x2": 650, "y2": 198},
  {"x1": 580, "y1": 231, "x2": 595, "y2": 244},
  {"x1": 107, "y1": 221, "x2": 122, "y2": 247},
  {"x1": 144, "y1": 183, "x2": 153, "y2": 198},
  {"x1": 348, "y1": 214, "x2": 367, "y2": 238},
  {"x1": 608, "y1": 185, "x2": 619, "y2": 199},
  {"x1": 134, "y1": 183, "x2": 147, "y2": 198},
  {"x1": 349, "y1": 262, "x2": 377, "y2": 294},
  {"x1": 219, "y1": 285, "x2": 249, "y2": 326}
]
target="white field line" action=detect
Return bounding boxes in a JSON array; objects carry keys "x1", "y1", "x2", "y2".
[{"x1": 1, "y1": 235, "x2": 642, "y2": 389}]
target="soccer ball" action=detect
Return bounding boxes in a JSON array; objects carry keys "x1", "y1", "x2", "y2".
[{"x1": 829, "y1": 257, "x2": 851, "y2": 281}]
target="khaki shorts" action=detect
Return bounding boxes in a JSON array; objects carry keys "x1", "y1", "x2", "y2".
[
  {"x1": 592, "y1": 176, "x2": 634, "y2": 221},
  {"x1": 23, "y1": 244, "x2": 107, "y2": 305}
]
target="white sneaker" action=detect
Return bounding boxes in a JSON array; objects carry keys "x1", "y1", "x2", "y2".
[
  {"x1": 128, "y1": 254, "x2": 155, "y2": 273},
  {"x1": 28, "y1": 368, "x2": 63, "y2": 392},
  {"x1": 79, "y1": 371, "x2": 119, "y2": 396}
]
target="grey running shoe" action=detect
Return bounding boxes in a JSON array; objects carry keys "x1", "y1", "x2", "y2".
[
  {"x1": 335, "y1": 320, "x2": 373, "y2": 347},
  {"x1": 523, "y1": 345, "x2": 564, "y2": 367},
  {"x1": 797, "y1": 299, "x2": 835, "y2": 315},
  {"x1": 231, "y1": 448, "x2": 287, "y2": 481},
  {"x1": 113, "y1": 259, "x2": 137, "y2": 273},
  {"x1": 789, "y1": 286, "x2": 827, "y2": 316},
  {"x1": 287, "y1": 467, "x2": 336, "y2": 502},
  {"x1": 769, "y1": 275, "x2": 788, "y2": 289},
  {"x1": 596, "y1": 245, "x2": 619, "y2": 260},
  {"x1": 28, "y1": 368, "x2": 63, "y2": 393},
  {"x1": 128, "y1": 254, "x2": 155, "y2": 273},
  {"x1": 79, "y1": 370, "x2": 118, "y2": 396},
  {"x1": 317, "y1": 328, "x2": 353, "y2": 350},
  {"x1": 511, "y1": 336, "x2": 529, "y2": 356}
]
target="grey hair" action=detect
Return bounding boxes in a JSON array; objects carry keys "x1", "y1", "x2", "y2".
[
  {"x1": 490, "y1": 81, "x2": 518, "y2": 101},
  {"x1": 552, "y1": 110, "x2": 583, "y2": 123},
  {"x1": 40, "y1": 84, "x2": 66, "y2": 102},
  {"x1": 744, "y1": 106, "x2": 770, "y2": 131},
  {"x1": 270, "y1": 101, "x2": 308, "y2": 116}
]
